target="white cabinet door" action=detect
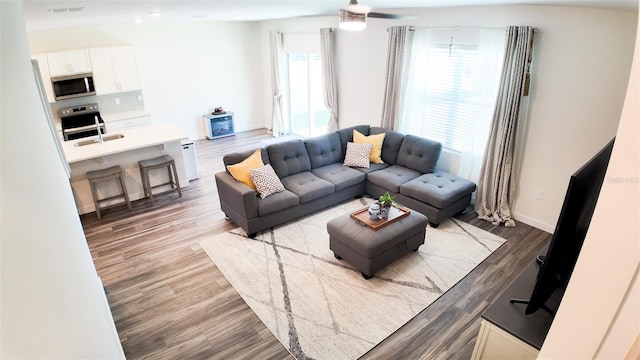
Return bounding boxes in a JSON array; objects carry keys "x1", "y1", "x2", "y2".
[
  {"x1": 47, "y1": 49, "x2": 92, "y2": 77},
  {"x1": 31, "y1": 53, "x2": 56, "y2": 103},
  {"x1": 90, "y1": 46, "x2": 140, "y2": 95}
]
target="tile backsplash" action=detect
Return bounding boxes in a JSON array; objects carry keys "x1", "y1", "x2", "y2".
[{"x1": 50, "y1": 90, "x2": 145, "y2": 119}]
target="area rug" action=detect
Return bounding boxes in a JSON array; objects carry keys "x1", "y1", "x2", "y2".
[{"x1": 199, "y1": 198, "x2": 506, "y2": 360}]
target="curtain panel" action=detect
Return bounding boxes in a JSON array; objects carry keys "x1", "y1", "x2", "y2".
[
  {"x1": 380, "y1": 25, "x2": 414, "y2": 130},
  {"x1": 475, "y1": 26, "x2": 535, "y2": 227},
  {"x1": 270, "y1": 30, "x2": 286, "y2": 137},
  {"x1": 320, "y1": 28, "x2": 339, "y2": 132}
]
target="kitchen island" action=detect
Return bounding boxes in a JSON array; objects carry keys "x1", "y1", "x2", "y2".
[{"x1": 62, "y1": 123, "x2": 190, "y2": 215}]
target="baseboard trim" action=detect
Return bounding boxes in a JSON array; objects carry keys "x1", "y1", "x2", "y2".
[{"x1": 513, "y1": 212, "x2": 555, "y2": 234}]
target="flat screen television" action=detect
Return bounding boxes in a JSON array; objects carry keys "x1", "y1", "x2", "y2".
[{"x1": 511, "y1": 138, "x2": 615, "y2": 316}]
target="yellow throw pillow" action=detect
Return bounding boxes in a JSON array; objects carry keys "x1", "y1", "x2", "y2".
[
  {"x1": 353, "y1": 129, "x2": 385, "y2": 164},
  {"x1": 227, "y1": 149, "x2": 264, "y2": 191}
]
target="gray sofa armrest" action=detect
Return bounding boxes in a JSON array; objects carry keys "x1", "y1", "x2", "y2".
[{"x1": 214, "y1": 171, "x2": 259, "y2": 219}]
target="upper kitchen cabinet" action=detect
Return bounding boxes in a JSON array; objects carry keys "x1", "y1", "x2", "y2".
[
  {"x1": 47, "y1": 49, "x2": 92, "y2": 77},
  {"x1": 31, "y1": 53, "x2": 56, "y2": 103},
  {"x1": 90, "y1": 46, "x2": 141, "y2": 95}
]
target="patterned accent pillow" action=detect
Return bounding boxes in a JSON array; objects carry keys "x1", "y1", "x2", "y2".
[
  {"x1": 250, "y1": 164, "x2": 286, "y2": 199},
  {"x1": 343, "y1": 142, "x2": 372, "y2": 168}
]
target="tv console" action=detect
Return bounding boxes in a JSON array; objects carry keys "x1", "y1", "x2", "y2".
[{"x1": 471, "y1": 260, "x2": 564, "y2": 359}]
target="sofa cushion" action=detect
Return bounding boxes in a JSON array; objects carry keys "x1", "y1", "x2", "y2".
[
  {"x1": 354, "y1": 129, "x2": 385, "y2": 164},
  {"x1": 281, "y1": 171, "x2": 335, "y2": 204},
  {"x1": 343, "y1": 142, "x2": 372, "y2": 168},
  {"x1": 336, "y1": 125, "x2": 370, "y2": 159},
  {"x1": 226, "y1": 149, "x2": 264, "y2": 191},
  {"x1": 396, "y1": 135, "x2": 442, "y2": 174},
  {"x1": 370, "y1": 127, "x2": 405, "y2": 165},
  {"x1": 256, "y1": 190, "x2": 300, "y2": 216},
  {"x1": 367, "y1": 165, "x2": 422, "y2": 193},
  {"x1": 400, "y1": 170, "x2": 477, "y2": 209},
  {"x1": 250, "y1": 164, "x2": 286, "y2": 199},
  {"x1": 304, "y1": 133, "x2": 342, "y2": 169},
  {"x1": 312, "y1": 163, "x2": 366, "y2": 192},
  {"x1": 267, "y1": 139, "x2": 311, "y2": 178},
  {"x1": 353, "y1": 162, "x2": 389, "y2": 175}
]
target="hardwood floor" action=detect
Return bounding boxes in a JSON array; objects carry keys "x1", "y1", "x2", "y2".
[{"x1": 81, "y1": 129, "x2": 551, "y2": 359}]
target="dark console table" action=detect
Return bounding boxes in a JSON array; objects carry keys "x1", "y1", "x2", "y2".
[{"x1": 471, "y1": 260, "x2": 563, "y2": 359}]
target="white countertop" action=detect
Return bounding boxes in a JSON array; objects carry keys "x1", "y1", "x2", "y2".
[{"x1": 62, "y1": 123, "x2": 189, "y2": 163}]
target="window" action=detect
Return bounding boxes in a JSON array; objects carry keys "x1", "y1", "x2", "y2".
[
  {"x1": 286, "y1": 52, "x2": 329, "y2": 138},
  {"x1": 400, "y1": 28, "x2": 505, "y2": 181}
]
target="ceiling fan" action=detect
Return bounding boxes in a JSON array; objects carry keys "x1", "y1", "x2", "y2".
[{"x1": 339, "y1": 0, "x2": 406, "y2": 31}]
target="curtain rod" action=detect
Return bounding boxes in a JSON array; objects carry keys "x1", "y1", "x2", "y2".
[
  {"x1": 275, "y1": 28, "x2": 335, "y2": 34},
  {"x1": 390, "y1": 25, "x2": 537, "y2": 32}
]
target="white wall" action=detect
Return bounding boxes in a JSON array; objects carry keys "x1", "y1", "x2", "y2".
[
  {"x1": 539, "y1": 4, "x2": 639, "y2": 356},
  {"x1": 26, "y1": 4, "x2": 636, "y2": 232},
  {"x1": 27, "y1": 20, "x2": 264, "y2": 139},
  {"x1": 0, "y1": 1, "x2": 124, "y2": 357},
  {"x1": 259, "y1": 5, "x2": 637, "y2": 232}
]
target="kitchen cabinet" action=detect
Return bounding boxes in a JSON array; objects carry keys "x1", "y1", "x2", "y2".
[
  {"x1": 31, "y1": 53, "x2": 56, "y2": 103},
  {"x1": 90, "y1": 46, "x2": 141, "y2": 95},
  {"x1": 47, "y1": 49, "x2": 92, "y2": 77}
]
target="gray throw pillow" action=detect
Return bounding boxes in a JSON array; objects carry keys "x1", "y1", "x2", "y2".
[
  {"x1": 343, "y1": 142, "x2": 372, "y2": 168},
  {"x1": 250, "y1": 164, "x2": 285, "y2": 199}
]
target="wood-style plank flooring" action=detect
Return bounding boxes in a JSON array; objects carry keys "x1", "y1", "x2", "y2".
[{"x1": 81, "y1": 129, "x2": 551, "y2": 359}]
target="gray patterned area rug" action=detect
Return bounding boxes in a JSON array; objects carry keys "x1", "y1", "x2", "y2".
[{"x1": 199, "y1": 198, "x2": 506, "y2": 360}]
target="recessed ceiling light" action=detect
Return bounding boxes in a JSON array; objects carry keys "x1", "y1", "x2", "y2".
[
  {"x1": 233, "y1": 14, "x2": 243, "y2": 20},
  {"x1": 48, "y1": 7, "x2": 84, "y2": 13},
  {"x1": 133, "y1": 18, "x2": 142, "y2": 23},
  {"x1": 149, "y1": 11, "x2": 162, "y2": 17}
]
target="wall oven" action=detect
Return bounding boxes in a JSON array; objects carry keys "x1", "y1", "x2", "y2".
[
  {"x1": 60, "y1": 103, "x2": 106, "y2": 141},
  {"x1": 51, "y1": 73, "x2": 96, "y2": 101}
]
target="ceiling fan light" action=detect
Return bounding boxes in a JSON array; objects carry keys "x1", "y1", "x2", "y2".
[{"x1": 339, "y1": 9, "x2": 366, "y2": 31}]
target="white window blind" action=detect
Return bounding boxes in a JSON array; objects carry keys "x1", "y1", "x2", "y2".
[{"x1": 400, "y1": 28, "x2": 505, "y2": 181}]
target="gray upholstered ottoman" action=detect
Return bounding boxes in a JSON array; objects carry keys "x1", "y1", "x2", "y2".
[{"x1": 327, "y1": 209, "x2": 429, "y2": 279}]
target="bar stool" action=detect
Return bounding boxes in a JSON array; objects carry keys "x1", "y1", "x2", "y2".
[
  {"x1": 138, "y1": 155, "x2": 182, "y2": 204},
  {"x1": 86, "y1": 165, "x2": 132, "y2": 219}
]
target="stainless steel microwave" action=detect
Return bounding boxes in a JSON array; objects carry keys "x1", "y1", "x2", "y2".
[{"x1": 51, "y1": 73, "x2": 96, "y2": 101}]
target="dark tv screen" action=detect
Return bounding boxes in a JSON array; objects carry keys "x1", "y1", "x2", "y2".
[{"x1": 515, "y1": 138, "x2": 615, "y2": 315}]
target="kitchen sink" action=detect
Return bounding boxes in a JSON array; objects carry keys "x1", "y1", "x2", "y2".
[{"x1": 73, "y1": 134, "x2": 125, "y2": 147}]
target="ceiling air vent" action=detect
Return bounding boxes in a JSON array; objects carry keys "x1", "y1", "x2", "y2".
[{"x1": 48, "y1": 7, "x2": 85, "y2": 13}]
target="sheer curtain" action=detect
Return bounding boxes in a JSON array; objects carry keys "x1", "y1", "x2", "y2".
[
  {"x1": 270, "y1": 30, "x2": 287, "y2": 137},
  {"x1": 476, "y1": 26, "x2": 535, "y2": 227},
  {"x1": 399, "y1": 27, "x2": 506, "y2": 184},
  {"x1": 320, "y1": 28, "x2": 339, "y2": 132},
  {"x1": 381, "y1": 25, "x2": 414, "y2": 130}
]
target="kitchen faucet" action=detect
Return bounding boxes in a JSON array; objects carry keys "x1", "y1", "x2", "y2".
[{"x1": 94, "y1": 115, "x2": 104, "y2": 144}]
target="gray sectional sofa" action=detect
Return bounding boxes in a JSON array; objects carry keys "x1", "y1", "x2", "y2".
[{"x1": 215, "y1": 125, "x2": 476, "y2": 237}]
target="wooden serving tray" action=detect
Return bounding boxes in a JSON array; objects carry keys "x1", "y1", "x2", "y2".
[{"x1": 350, "y1": 205, "x2": 410, "y2": 230}]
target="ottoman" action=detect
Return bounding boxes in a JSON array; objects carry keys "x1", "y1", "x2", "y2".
[{"x1": 327, "y1": 209, "x2": 429, "y2": 279}]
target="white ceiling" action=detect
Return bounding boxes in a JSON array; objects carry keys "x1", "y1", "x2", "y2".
[{"x1": 23, "y1": 0, "x2": 638, "y2": 31}]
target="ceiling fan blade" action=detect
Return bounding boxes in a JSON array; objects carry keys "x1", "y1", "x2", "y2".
[{"x1": 367, "y1": 12, "x2": 407, "y2": 19}]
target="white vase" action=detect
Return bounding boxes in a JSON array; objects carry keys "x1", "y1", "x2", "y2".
[
  {"x1": 368, "y1": 203, "x2": 380, "y2": 220},
  {"x1": 379, "y1": 204, "x2": 391, "y2": 219}
]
